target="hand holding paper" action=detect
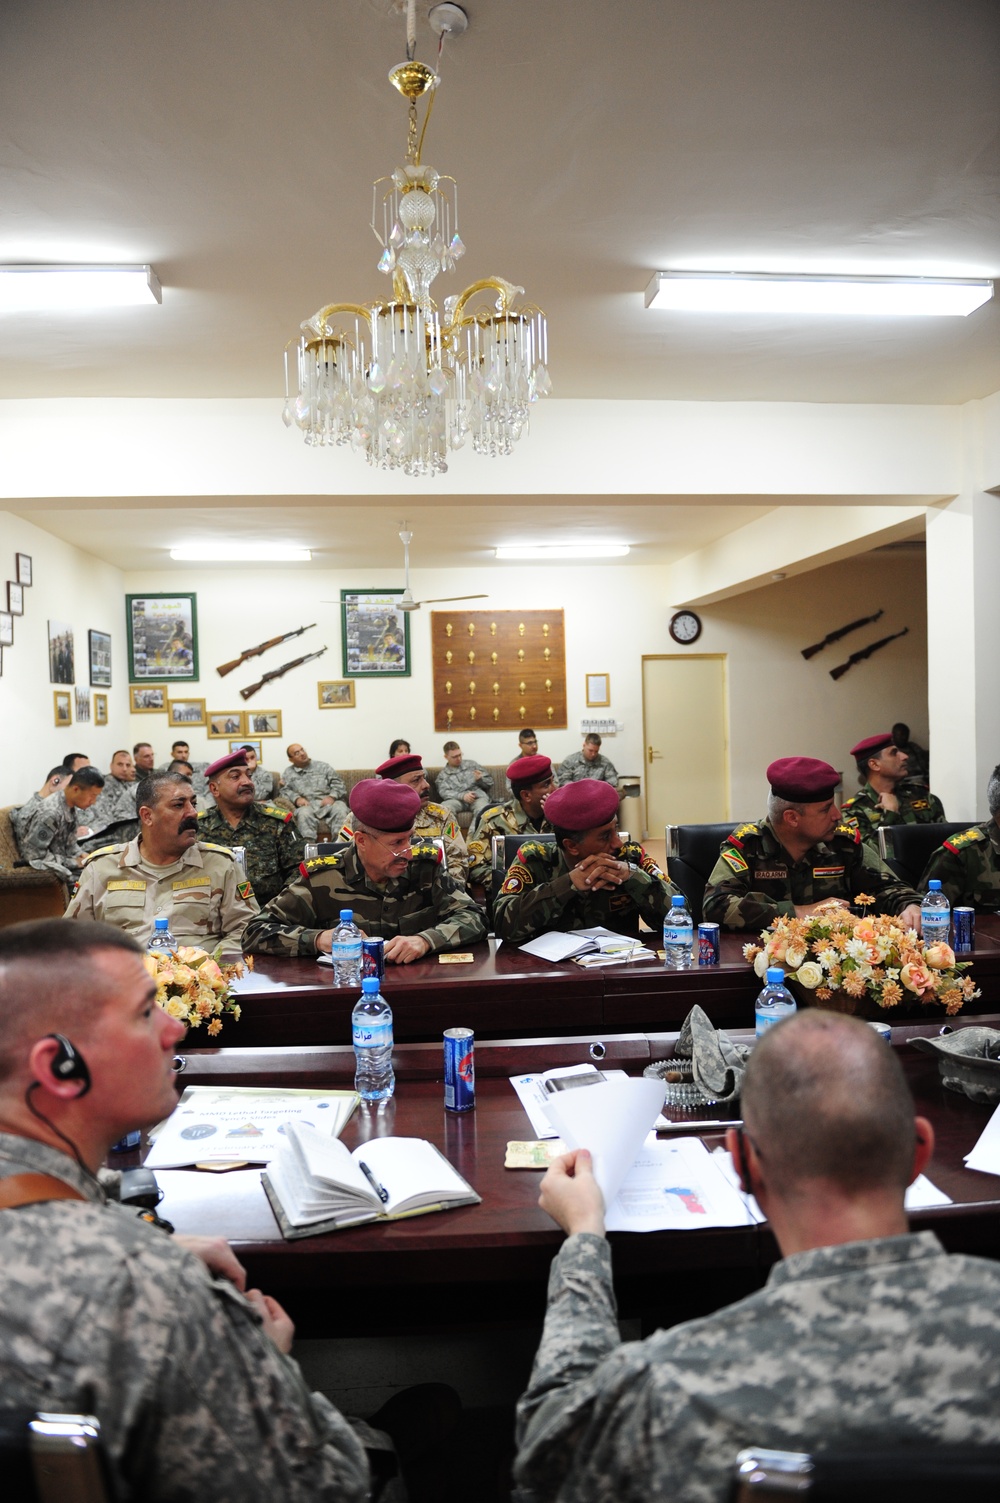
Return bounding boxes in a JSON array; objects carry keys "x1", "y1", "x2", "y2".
[
  {"x1": 541, "y1": 1075, "x2": 667, "y2": 1212},
  {"x1": 538, "y1": 1149, "x2": 607, "y2": 1237}
]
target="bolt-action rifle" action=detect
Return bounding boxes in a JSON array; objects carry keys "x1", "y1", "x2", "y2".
[
  {"x1": 217, "y1": 624, "x2": 317, "y2": 678},
  {"x1": 830, "y1": 627, "x2": 908, "y2": 681},
  {"x1": 240, "y1": 646, "x2": 328, "y2": 700},
  {"x1": 801, "y1": 609, "x2": 883, "y2": 660}
]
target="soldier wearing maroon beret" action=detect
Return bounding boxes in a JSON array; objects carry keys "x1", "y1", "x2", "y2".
[
  {"x1": 466, "y1": 755, "x2": 558, "y2": 903},
  {"x1": 493, "y1": 779, "x2": 679, "y2": 946},
  {"x1": 702, "y1": 756, "x2": 923, "y2": 933},
  {"x1": 841, "y1": 733, "x2": 946, "y2": 850},
  {"x1": 337, "y1": 752, "x2": 470, "y2": 886},
  {"x1": 195, "y1": 749, "x2": 305, "y2": 907},
  {"x1": 243, "y1": 778, "x2": 486, "y2": 962}
]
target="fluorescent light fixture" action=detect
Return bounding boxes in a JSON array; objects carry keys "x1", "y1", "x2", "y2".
[
  {"x1": 170, "y1": 544, "x2": 312, "y2": 563},
  {"x1": 0, "y1": 264, "x2": 162, "y2": 310},
  {"x1": 645, "y1": 270, "x2": 994, "y2": 317},
  {"x1": 495, "y1": 543, "x2": 630, "y2": 561}
]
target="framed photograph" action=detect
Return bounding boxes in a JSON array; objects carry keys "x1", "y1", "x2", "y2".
[
  {"x1": 585, "y1": 672, "x2": 611, "y2": 707},
  {"x1": 126, "y1": 593, "x2": 199, "y2": 681},
  {"x1": 318, "y1": 679, "x2": 356, "y2": 709},
  {"x1": 341, "y1": 589, "x2": 410, "y2": 678},
  {"x1": 8, "y1": 581, "x2": 24, "y2": 616},
  {"x1": 208, "y1": 711, "x2": 246, "y2": 739},
  {"x1": 75, "y1": 687, "x2": 92, "y2": 723},
  {"x1": 231, "y1": 738, "x2": 261, "y2": 758},
  {"x1": 244, "y1": 709, "x2": 281, "y2": 737},
  {"x1": 168, "y1": 697, "x2": 207, "y2": 728},
  {"x1": 48, "y1": 620, "x2": 75, "y2": 684},
  {"x1": 0, "y1": 612, "x2": 12, "y2": 647},
  {"x1": 94, "y1": 692, "x2": 109, "y2": 726},
  {"x1": 89, "y1": 628, "x2": 112, "y2": 687},
  {"x1": 130, "y1": 684, "x2": 167, "y2": 713},
  {"x1": 53, "y1": 689, "x2": 72, "y2": 727},
  {"x1": 16, "y1": 553, "x2": 32, "y2": 586}
]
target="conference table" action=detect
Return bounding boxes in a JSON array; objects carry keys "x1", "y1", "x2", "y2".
[{"x1": 159, "y1": 1014, "x2": 1000, "y2": 1338}]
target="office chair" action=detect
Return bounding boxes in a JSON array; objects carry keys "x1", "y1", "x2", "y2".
[
  {"x1": 665, "y1": 823, "x2": 743, "y2": 923},
  {"x1": 1, "y1": 1410, "x2": 112, "y2": 1503},
  {"x1": 876, "y1": 822, "x2": 969, "y2": 887}
]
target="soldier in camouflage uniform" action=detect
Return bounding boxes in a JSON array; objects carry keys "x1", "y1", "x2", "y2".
[
  {"x1": 80, "y1": 748, "x2": 140, "y2": 850},
  {"x1": 340, "y1": 752, "x2": 470, "y2": 885},
  {"x1": 515, "y1": 1010, "x2": 1000, "y2": 1503},
  {"x1": 435, "y1": 742, "x2": 494, "y2": 822},
  {"x1": 841, "y1": 732, "x2": 945, "y2": 850},
  {"x1": 8, "y1": 765, "x2": 67, "y2": 849},
  {"x1": 467, "y1": 754, "x2": 555, "y2": 900},
  {"x1": 494, "y1": 781, "x2": 678, "y2": 945},
  {"x1": 232, "y1": 743, "x2": 283, "y2": 803},
  {"x1": 556, "y1": 733, "x2": 618, "y2": 787},
  {"x1": 281, "y1": 742, "x2": 349, "y2": 840},
  {"x1": 920, "y1": 763, "x2": 1000, "y2": 910},
  {"x1": 157, "y1": 740, "x2": 210, "y2": 799},
  {"x1": 0, "y1": 919, "x2": 371, "y2": 1501},
  {"x1": 17, "y1": 766, "x2": 105, "y2": 883},
  {"x1": 244, "y1": 779, "x2": 486, "y2": 962},
  {"x1": 702, "y1": 757, "x2": 922, "y2": 932},
  {"x1": 196, "y1": 749, "x2": 304, "y2": 907}
]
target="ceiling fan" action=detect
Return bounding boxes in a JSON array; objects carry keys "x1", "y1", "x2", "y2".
[{"x1": 393, "y1": 527, "x2": 488, "y2": 614}]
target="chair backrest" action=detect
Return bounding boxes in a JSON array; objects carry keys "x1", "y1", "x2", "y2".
[
  {"x1": 733, "y1": 1444, "x2": 1000, "y2": 1502},
  {"x1": 492, "y1": 831, "x2": 557, "y2": 874},
  {"x1": 308, "y1": 837, "x2": 445, "y2": 865},
  {"x1": 665, "y1": 822, "x2": 743, "y2": 923},
  {"x1": 876, "y1": 822, "x2": 970, "y2": 887},
  {"x1": 0, "y1": 1410, "x2": 112, "y2": 1503}
]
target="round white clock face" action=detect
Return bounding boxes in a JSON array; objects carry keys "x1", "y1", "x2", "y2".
[{"x1": 669, "y1": 610, "x2": 702, "y2": 645}]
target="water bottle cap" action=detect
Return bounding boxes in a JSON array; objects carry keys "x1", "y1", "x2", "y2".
[
  {"x1": 154, "y1": 916, "x2": 169, "y2": 929},
  {"x1": 671, "y1": 894, "x2": 685, "y2": 908},
  {"x1": 361, "y1": 977, "x2": 380, "y2": 994},
  {"x1": 766, "y1": 966, "x2": 785, "y2": 984},
  {"x1": 339, "y1": 909, "x2": 354, "y2": 922},
  {"x1": 927, "y1": 880, "x2": 942, "y2": 892}
]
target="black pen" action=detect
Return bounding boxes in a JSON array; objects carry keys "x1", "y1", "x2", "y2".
[{"x1": 358, "y1": 1159, "x2": 389, "y2": 1204}]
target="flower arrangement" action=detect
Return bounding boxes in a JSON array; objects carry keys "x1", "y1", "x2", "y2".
[
  {"x1": 142, "y1": 945, "x2": 251, "y2": 1036},
  {"x1": 743, "y1": 897, "x2": 977, "y2": 1016}
]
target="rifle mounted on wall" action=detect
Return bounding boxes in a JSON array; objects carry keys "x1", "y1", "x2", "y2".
[
  {"x1": 240, "y1": 646, "x2": 328, "y2": 700},
  {"x1": 830, "y1": 627, "x2": 908, "y2": 682},
  {"x1": 217, "y1": 624, "x2": 317, "y2": 678},
  {"x1": 801, "y1": 609, "x2": 883, "y2": 660}
]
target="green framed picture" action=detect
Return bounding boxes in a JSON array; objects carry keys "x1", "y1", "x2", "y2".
[
  {"x1": 341, "y1": 589, "x2": 410, "y2": 678},
  {"x1": 127, "y1": 593, "x2": 199, "y2": 682}
]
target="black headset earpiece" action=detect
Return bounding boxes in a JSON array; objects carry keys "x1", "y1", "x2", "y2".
[{"x1": 46, "y1": 1033, "x2": 91, "y2": 1097}]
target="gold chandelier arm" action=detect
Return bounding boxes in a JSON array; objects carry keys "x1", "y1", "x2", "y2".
[
  {"x1": 314, "y1": 303, "x2": 374, "y2": 325},
  {"x1": 446, "y1": 277, "x2": 525, "y2": 329},
  {"x1": 415, "y1": 84, "x2": 436, "y2": 165}
]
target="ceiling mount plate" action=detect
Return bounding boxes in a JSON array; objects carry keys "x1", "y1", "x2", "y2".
[{"x1": 429, "y1": 4, "x2": 469, "y2": 38}]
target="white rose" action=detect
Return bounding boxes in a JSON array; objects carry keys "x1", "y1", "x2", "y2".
[
  {"x1": 754, "y1": 950, "x2": 769, "y2": 979},
  {"x1": 785, "y1": 944, "x2": 807, "y2": 970},
  {"x1": 794, "y1": 961, "x2": 824, "y2": 989}
]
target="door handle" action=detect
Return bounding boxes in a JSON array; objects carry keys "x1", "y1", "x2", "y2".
[{"x1": 647, "y1": 745, "x2": 663, "y2": 764}]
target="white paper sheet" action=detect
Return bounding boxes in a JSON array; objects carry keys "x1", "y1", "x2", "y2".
[
  {"x1": 711, "y1": 1147, "x2": 952, "y2": 1217},
  {"x1": 605, "y1": 1136, "x2": 756, "y2": 1231},
  {"x1": 964, "y1": 1098, "x2": 1000, "y2": 1176},
  {"x1": 519, "y1": 927, "x2": 646, "y2": 963},
  {"x1": 146, "y1": 1086, "x2": 358, "y2": 1168},
  {"x1": 509, "y1": 1065, "x2": 628, "y2": 1139},
  {"x1": 542, "y1": 1075, "x2": 667, "y2": 1210}
]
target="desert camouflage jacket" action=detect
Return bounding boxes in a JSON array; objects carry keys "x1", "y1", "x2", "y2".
[
  {"x1": 921, "y1": 820, "x2": 1000, "y2": 911},
  {"x1": 197, "y1": 801, "x2": 304, "y2": 907},
  {"x1": 493, "y1": 840, "x2": 677, "y2": 945},
  {"x1": 466, "y1": 798, "x2": 552, "y2": 889},
  {"x1": 841, "y1": 780, "x2": 946, "y2": 848}
]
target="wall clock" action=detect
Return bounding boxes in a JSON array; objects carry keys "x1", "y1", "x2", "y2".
[{"x1": 668, "y1": 609, "x2": 702, "y2": 645}]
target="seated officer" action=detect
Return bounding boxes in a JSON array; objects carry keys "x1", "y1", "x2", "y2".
[
  {"x1": 920, "y1": 762, "x2": 1000, "y2": 911},
  {"x1": 243, "y1": 779, "x2": 487, "y2": 963},
  {"x1": 514, "y1": 1010, "x2": 1000, "y2": 1502},
  {"x1": 493, "y1": 781, "x2": 677, "y2": 945},
  {"x1": 197, "y1": 750, "x2": 304, "y2": 907},
  {"x1": 468, "y1": 755, "x2": 556, "y2": 899},
  {"x1": 702, "y1": 757, "x2": 922, "y2": 932},
  {"x1": 841, "y1": 732, "x2": 945, "y2": 848},
  {"x1": 339, "y1": 752, "x2": 469, "y2": 886}
]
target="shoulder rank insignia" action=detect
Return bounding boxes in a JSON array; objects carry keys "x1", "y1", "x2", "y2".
[
  {"x1": 841, "y1": 795, "x2": 858, "y2": 809},
  {"x1": 261, "y1": 803, "x2": 293, "y2": 823},
  {"x1": 200, "y1": 841, "x2": 236, "y2": 858},
  {"x1": 81, "y1": 842, "x2": 124, "y2": 866},
  {"x1": 410, "y1": 840, "x2": 442, "y2": 863},
  {"x1": 301, "y1": 854, "x2": 342, "y2": 879},
  {"x1": 729, "y1": 823, "x2": 760, "y2": 847},
  {"x1": 499, "y1": 860, "x2": 533, "y2": 896},
  {"x1": 944, "y1": 827, "x2": 986, "y2": 853},
  {"x1": 721, "y1": 847, "x2": 749, "y2": 874},
  {"x1": 518, "y1": 841, "x2": 554, "y2": 862},
  {"x1": 910, "y1": 799, "x2": 928, "y2": 810},
  {"x1": 835, "y1": 822, "x2": 861, "y2": 844}
]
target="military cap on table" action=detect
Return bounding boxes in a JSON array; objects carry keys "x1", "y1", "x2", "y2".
[
  {"x1": 849, "y1": 733, "x2": 895, "y2": 761},
  {"x1": 349, "y1": 777, "x2": 421, "y2": 831},
  {"x1": 544, "y1": 780, "x2": 619, "y2": 831},
  {"x1": 508, "y1": 754, "x2": 552, "y2": 791},
  {"x1": 375, "y1": 753, "x2": 424, "y2": 780},
  {"x1": 204, "y1": 749, "x2": 249, "y2": 780},
  {"x1": 766, "y1": 757, "x2": 840, "y2": 802}
]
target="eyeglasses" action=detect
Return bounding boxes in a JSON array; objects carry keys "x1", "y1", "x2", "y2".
[{"x1": 361, "y1": 832, "x2": 414, "y2": 855}]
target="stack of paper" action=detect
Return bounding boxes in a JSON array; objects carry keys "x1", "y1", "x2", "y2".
[{"x1": 146, "y1": 1085, "x2": 360, "y2": 1168}]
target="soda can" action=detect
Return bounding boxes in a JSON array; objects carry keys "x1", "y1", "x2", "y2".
[
  {"x1": 952, "y1": 908, "x2": 975, "y2": 954},
  {"x1": 697, "y1": 922, "x2": 721, "y2": 967},
  {"x1": 362, "y1": 937, "x2": 385, "y2": 980},
  {"x1": 444, "y1": 1027, "x2": 475, "y2": 1112},
  {"x1": 867, "y1": 1020, "x2": 893, "y2": 1044}
]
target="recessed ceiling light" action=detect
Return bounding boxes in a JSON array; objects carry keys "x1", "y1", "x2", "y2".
[
  {"x1": 494, "y1": 544, "x2": 630, "y2": 561},
  {"x1": 0, "y1": 264, "x2": 162, "y2": 310},
  {"x1": 169, "y1": 545, "x2": 312, "y2": 562},
  {"x1": 645, "y1": 271, "x2": 994, "y2": 317}
]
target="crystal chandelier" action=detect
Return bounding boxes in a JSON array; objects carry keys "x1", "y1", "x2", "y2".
[{"x1": 282, "y1": 1, "x2": 550, "y2": 477}]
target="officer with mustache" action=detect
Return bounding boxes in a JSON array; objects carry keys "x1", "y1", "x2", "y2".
[{"x1": 66, "y1": 772, "x2": 259, "y2": 957}]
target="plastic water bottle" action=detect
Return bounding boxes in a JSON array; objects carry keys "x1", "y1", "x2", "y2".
[
  {"x1": 755, "y1": 966, "x2": 797, "y2": 1037},
  {"x1": 331, "y1": 908, "x2": 363, "y2": 987},
  {"x1": 921, "y1": 880, "x2": 951, "y2": 946},
  {"x1": 663, "y1": 894, "x2": 694, "y2": 970},
  {"x1": 352, "y1": 977, "x2": 395, "y2": 1101},
  {"x1": 146, "y1": 915, "x2": 177, "y2": 957}
]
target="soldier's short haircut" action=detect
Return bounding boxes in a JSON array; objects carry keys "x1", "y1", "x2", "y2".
[
  {"x1": 584, "y1": 734, "x2": 602, "y2": 747},
  {"x1": 892, "y1": 722, "x2": 910, "y2": 744},
  {"x1": 549, "y1": 824, "x2": 573, "y2": 850},
  {"x1": 743, "y1": 1011, "x2": 916, "y2": 1195},
  {"x1": 988, "y1": 764, "x2": 1000, "y2": 818},
  {"x1": 133, "y1": 741, "x2": 153, "y2": 758},
  {"x1": 135, "y1": 770, "x2": 191, "y2": 813},
  {"x1": 767, "y1": 791, "x2": 806, "y2": 825},
  {"x1": 168, "y1": 761, "x2": 193, "y2": 776},
  {"x1": 443, "y1": 741, "x2": 460, "y2": 754},
  {"x1": 519, "y1": 728, "x2": 537, "y2": 741},
  {"x1": 62, "y1": 752, "x2": 89, "y2": 771},
  {"x1": 69, "y1": 767, "x2": 105, "y2": 790},
  {"x1": 45, "y1": 766, "x2": 65, "y2": 782},
  {"x1": 112, "y1": 749, "x2": 131, "y2": 762}
]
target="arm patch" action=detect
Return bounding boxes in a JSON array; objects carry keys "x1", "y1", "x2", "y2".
[
  {"x1": 721, "y1": 847, "x2": 749, "y2": 874},
  {"x1": 500, "y1": 861, "x2": 533, "y2": 896}
]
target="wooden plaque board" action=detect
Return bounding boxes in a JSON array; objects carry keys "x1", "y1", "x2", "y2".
[{"x1": 432, "y1": 610, "x2": 567, "y2": 732}]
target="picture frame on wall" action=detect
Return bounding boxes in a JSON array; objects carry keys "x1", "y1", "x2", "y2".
[
  {"x1": 89, "y1": 628, "x2": 112, "y2": 687},
  {"x1": 585, "y1": 672, "x2": 611, "y2": 707},
  {"x1": 48, "y1": 620, "x2": 75, "y2": 684},
  {"x1": 207, "y1": 711, "x2": 246, "y2": 739},
  {"x1": 126, "y1": 593, "x2": 199, "y2": 681},
  {"x1": 15, "y1": 553, "x2": 32, "y2": 587},
  {"x1": 8, "y1": 581, "x2": 24, "y2": 616},
  {"x1": 244, "y1": 709, "x2": 281, "y2": 737},
  {"x1": 230, "y1": 738, "x2": 261, "y2": 757},
  {"x1": 0, "y1": 612, "x2": 12, "y2": 647},
  {"x1": 340, "y1": 589, "x2": 410, "y2": 678},
  {"x1": 167, "y1": 697, "x2": 207, "y2": 728},
  {"x1": 75, "y1": 687, "x2": 91, "y2": 723},
  {"x1": 53, "y1": 690, "x2": 72, "y2": 727},
  {"x1": 130, "y1": 684, "x2": 167, "y2": 713},
  {"x1": 318, "y1": 679, "x2": 356, "y2": 708},
  {"x1": 94, "y1": 693, "x2": 109, "y2": 726}
]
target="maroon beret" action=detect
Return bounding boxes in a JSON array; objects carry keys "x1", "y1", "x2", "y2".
[
  {"x1": 205, "y1": 749, "x2": 249, "y2": 781},
  {"x1": 376, "y1": 753, "x2": 424, "y2": 780},
  {"x1": 544, "y1": 780, "x2": 619, "y2": 832},
  {"x1": 349, "y1": 778, "x2": 421, "y2": 832},
  {"x1": 767, "y1": 757, "x2": 839, "y2": 802},
  {"x1": 508, "y1": 754, "x2": 552, "y2": 789},
  {"x1": 849, "y1": 733, "x2": 894, "y2": 760}
]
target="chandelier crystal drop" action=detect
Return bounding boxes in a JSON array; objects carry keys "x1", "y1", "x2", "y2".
[{"x1": 282, "y1": 11, "x2": 550, "y2": 478}]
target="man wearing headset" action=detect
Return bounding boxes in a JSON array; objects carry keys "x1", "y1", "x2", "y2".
[
  {"x1": 0, "y1": 919, "x2": 371, "y2": 1501},
  {"x1": 514, "y1": 1011, "x2": 1000, "y2": 1502}
]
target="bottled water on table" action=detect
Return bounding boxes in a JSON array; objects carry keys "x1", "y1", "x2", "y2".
[
  {"x1": 755, "y1": 966, "x2": 797, "y2": 1037},
  {"x1": 920, "y1": 880, "x2": 951, "y2": 946},
  {"x1": 352, "y1": 976, "x2": 395, "y2": 1102},
  {"x1": 663, "y1": 894, "x2": 694, "y2": 970},
  {"x1": 145, "y1": 916, "x2": 177, "y2": 956},
  {"x1": 331, "y1": 908, "x2": 363, "y2": 986}
]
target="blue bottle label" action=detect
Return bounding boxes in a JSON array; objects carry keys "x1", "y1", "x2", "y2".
[
  {"x1": 353, "y1": 1022, "x2": 392, "y2": 1049},
  {"x1": 663, "y1": 923, "x2": 692, "y2": 945}
]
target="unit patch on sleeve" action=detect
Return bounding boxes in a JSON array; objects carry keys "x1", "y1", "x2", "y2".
[{"x1": 721, "y1": 848, "x2": 749, "y2": 874}]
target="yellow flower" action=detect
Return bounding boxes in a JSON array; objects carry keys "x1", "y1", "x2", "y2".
[
  {"x1": 230, "y1": 1004, "x2": 242, "y2": 1021},
  {"x1": 163, "y1": 997, "x2": 188, "y2": 1020},
  {"x1": 207, "y1": 1018, "x2": 223, "y2": 1036},
  {"x1": 815, "y1": 986, "x2": 834, "y2": 1002},
  {"x1": 855, "y1": 893, "x2": 875, "y2": 908},
  {"x1": 842, "y1": 972, "x2": 867, "y2": 998},
  {"x1": 880, "y1": 981, "x2": 903, "y2": 1008}
]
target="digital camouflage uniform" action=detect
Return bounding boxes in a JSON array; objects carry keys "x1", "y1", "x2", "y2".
[
  {"x1": 197, "y1": 801, "x2": 305, "y2": 907},
  {"x1": 8, "y1": 790, "x2": 44, "y2": 851},
  {"x1": 280, "y1": 759, "x2": 349, "y2": 841},
  {"x1": 65, "y1": 836, "x2": 259, "y2": 956},
  {"x1": 340, "y1": 804, "x2": 470, "y2": 886},
  {"x1": 514, "y1": 1231, "x2": 1000, "y2": 1503},
  {"x1": 243, "y1": 840, "x2": 487, "y2": 958},
  {"x1": 16, "y1": 789, "x2": 85, "y2": 883},
  {"x1": 701, "y1": 818, "x2": 920, "y2": 931},
  {"x1": 841, "y1": 780, "x2": 946, "y2": 850},
  {"x1": 158, "y1": 759, "x2": 210, "y2": 798},
  {"x1": 0, "y1": 1132, "x2": 370, "y2": 1503},
  {"x1": 556, "y1": 750, "x2": 618, "y2": 787},
  {"x1": 435, "y1": 759, "x2": 494, "y2": 821},
  {"x1": 466, "y1": 798, "x2": 552, "y2": 892},
  {"x1": 81, "y1": 775, "x2": 140, "y2": 850},
  {"x1": 493, "y1": 840, "x2": 678, "y2": 945},
  {"x1": 920, "y1": 821, "x2": 1000, "y2": 911}
]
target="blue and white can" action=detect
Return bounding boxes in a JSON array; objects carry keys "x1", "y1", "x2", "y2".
[
  {"x1": 362, "y1": 937, "x2": 385, "y2": 980},
  {"x1": 867, "y1": 1020, "x2": 892, "y2": 1044},
  {"x1": 444, "y1": 1027, "x2": 475, "y2": 1112},
  {"x1": 952, "y1": 908, "x2": 975, "y2": 954},
  {"x1": 697, "y1": 923, "x2": 721, "y2": 966}
]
